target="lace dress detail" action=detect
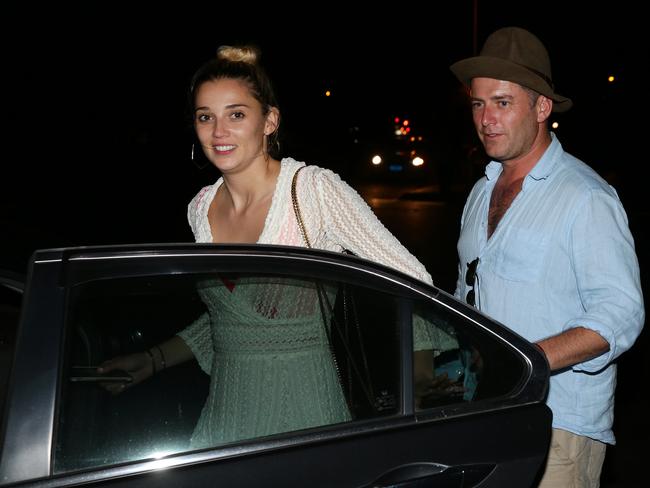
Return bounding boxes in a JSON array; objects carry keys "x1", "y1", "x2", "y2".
[
  {"x1": 181, "y1": 157, "x2": 441, "y2": 447},
  {"x1": 180, "y1": 276, "x2": 348, "y2": 447}
]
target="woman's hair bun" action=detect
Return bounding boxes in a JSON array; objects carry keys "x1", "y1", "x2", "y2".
[{"x1": 216, "y1": 45, "x2": 259, "y2": 65}]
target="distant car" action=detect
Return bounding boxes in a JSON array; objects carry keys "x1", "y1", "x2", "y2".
[
  {"x1": 366, "y1": 139, "x2": 428, "y2": 177},
  {"x1": 355, "y1": 117, "x2": 435, "y2": 183},
  {"x1": 0, "y1": 244, "x2": 550, "y2": 487}
]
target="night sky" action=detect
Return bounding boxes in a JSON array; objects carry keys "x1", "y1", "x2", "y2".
[{"x1": 2, "y1": 2, "x2": 645, "y2": 270}]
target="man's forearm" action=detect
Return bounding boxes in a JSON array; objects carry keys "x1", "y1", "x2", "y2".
[{"x1": 536, "y1": 326, "x2": 610, "y2": 371}]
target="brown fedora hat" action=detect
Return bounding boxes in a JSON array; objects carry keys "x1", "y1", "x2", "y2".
[{"x1": 450, "y1": 27, "x2": 572, "y2": 112}]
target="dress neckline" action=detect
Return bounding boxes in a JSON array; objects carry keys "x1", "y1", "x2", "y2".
[{"x1": 204, "y1": 159, "x2": 294, "y2": 244}]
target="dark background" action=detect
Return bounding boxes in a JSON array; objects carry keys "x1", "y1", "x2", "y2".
[
  {"x1": 1, "y1": 2, "x2": 647, "y2": 485},
  {"x1": 2, "y1": 1, "x2": 646, "y2": 268}
]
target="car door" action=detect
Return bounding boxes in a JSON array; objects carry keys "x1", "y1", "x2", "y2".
[
  {"x1": 0, "y1": 244, "x2": 550, "y2": 487},
  {"x1": 0, "y1": 270, "x2": 24, "y2": 432}
]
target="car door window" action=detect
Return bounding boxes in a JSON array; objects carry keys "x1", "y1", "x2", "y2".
[
  {"x1": 52, "y1": 263, "x2": 531, "y2": 476},
  {"x1": 54, "y1": 271, "x2": 402, "y2": 473},
  {"x1": 412, "y1": 298, "x2": 526, "y2": 410}
]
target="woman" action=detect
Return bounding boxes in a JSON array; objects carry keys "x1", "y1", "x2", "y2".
[{"x1": 100, "y1": 45, "x2": 444, "y2": 448}]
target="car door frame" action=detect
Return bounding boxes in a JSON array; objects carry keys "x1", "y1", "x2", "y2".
[{"x1": 0, "y1": 244, "x2": 550, "y2": 487}]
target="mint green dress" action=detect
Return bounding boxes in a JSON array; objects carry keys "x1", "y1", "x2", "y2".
[
  {"x1": 179, "y1": 277, "x2": 350, "y2": 448},
  {"x1": 179, "y1": 158, "x2": 447, "y2": 448}
]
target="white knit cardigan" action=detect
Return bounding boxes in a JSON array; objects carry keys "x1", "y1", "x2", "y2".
[{"x1": 188, "y1": 157, "x2": 433, "y2": 285}]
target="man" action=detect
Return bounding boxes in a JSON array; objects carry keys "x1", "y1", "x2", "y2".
[{"x1": 450, "y1": 27, "x2": 644, "y2": 487}]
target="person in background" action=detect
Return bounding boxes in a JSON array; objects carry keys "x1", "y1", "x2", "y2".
[
  {"x1": 450, "y1": 26, "x2": 644, "y2": 487},
  {"x1": 100, "y1": 45, "x2": 456, "y2": 448}
]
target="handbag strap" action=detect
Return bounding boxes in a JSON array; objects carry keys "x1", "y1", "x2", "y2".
[
  {"x1": 291, "y1": 165, "x2": 377, "y2": 412},
  {"x1": 291, "y1": 166, "x2": 312, "y2": 248}
]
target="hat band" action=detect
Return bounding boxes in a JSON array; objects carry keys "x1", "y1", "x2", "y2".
[{"x1": 518, "y1": 62, "x2": 554, "y2": 90}]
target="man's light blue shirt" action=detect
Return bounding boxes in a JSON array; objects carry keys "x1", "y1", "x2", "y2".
[{"x1": 455, "y1": 134, "x2": 644, "y2": 443}]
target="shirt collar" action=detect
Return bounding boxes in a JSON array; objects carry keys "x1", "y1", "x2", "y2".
[{"x1": 484, "y1": 132, "x2": 563, "y2": 184}]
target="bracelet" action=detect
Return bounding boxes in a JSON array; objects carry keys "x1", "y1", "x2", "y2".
[
  {"x1": 146, "y1": 348, "x2": 156, "y2": 375},
  {"x1": 155, "y1": 344, "x2": 167, "y2": 370}
]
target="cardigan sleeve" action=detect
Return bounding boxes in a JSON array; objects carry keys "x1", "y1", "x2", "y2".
[
  {"x1": 302, "y1": 166, "x2": 433, "y2": 285},
  {"x1": 297, "y1": 166, "x2": 456, "y2": 352},
  {"x1": 176, "y1": 312, "x2": 213, "y2": 375}
]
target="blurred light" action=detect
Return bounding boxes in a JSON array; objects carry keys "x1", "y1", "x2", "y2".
[
  {"x1": 412, "y1": 157, "x2": 424, "y2": 167},
  {"x1": 151, "y1": 450, "x2": 175, "y2": 460},
  {"x1": 551, "y1": 121, "x2": 559, "y2": 129},
  {"x1": 394, "y1": 129, "x2": 402, "y2": 136},
  {"x1": 147, "y1": 457, "x2": 175, "y2": 470},
  {"x1": 142, "y1": 450, "x2": 177, "y2": 470},
  {"x1": 403, "y1": 119, "x2": 409, "y2": 126},
  {"x1": 371, "y1": 155, "x2": 382, "y2": 165},
  {"x1": 325, "y1": 90, "x2": 331, "y2": 97},
  {"x1": 405, "y1": 127, "x2": 411, "y2": 133},
  {"x1": 417, "y1": 136, "x2": 423, "y2": 141},
  {"x1": 394, "y1": 117, "x2": 400, "y2": 124},
  {"x1": 410, "y1": 136, "x2": 415, "y2": 142},
  {"x1": 608, "y1": 75, "x2": 615, "y2": 83}
]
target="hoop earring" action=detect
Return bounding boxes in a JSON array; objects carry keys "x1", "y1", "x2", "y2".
[{"x1": 191, "y1": 143, "x2": 208, "y2": 169}]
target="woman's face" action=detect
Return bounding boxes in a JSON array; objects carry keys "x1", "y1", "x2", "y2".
[{"x1": 194, "y1": 78, "x2": 278, "y2": 174}]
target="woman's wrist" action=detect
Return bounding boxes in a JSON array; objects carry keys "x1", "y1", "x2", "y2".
[
  {"x1": 154, "y1": 344, "x2": 167, "y2": 370},
  {"x1": 146, "y1": 345, "x2": 167, "y2": 374},
  {"x1": 145, "y1": 349, "x2": 156, "y2": 375}
]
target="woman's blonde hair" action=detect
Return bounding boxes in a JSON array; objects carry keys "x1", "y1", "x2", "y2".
[{"x1": 216, "y1": 45, "x2": 259, "y2": 64}]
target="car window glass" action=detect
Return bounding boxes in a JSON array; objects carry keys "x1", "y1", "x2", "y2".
[
  {"x1": 412, "y1": 299, "x2": 526, "y2": 410},
  {"x1": 54, "y1": 271, "x2": 401, "y2": 473}
]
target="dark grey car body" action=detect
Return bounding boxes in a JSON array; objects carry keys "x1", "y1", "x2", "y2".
[{"x1": 0, "y1": 244, "x2": 550, "y2": 487}]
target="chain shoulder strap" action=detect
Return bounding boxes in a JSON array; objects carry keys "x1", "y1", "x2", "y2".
[
  {"x1": 291, "y1": 165, "x2": 311, "y2": 248},
  {"x1": 291, "y1": 164, "x2": 377, "y2": 414}
]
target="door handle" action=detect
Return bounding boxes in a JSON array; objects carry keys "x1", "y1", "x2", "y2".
[
  {"x1": 364, "y1": 462, "x2": 494, "y2": 487},
  {"x1": 69, "y1": 366, "x2": 133, "y2": 383}
]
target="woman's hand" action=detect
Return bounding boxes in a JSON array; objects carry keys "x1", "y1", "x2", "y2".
[{"x1": 98, "y1": 351, "x2": 154, "y2": 395}]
